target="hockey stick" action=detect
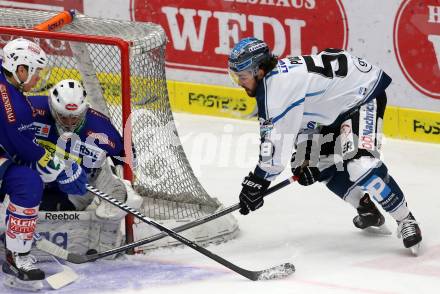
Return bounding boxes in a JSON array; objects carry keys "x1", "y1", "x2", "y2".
[
  {"x1": 85, "y1": 181, "x2": 296, "y2": 281},
  {"x1": 35, "y1": 176, "x2": 296, "y2": 264},
  {"x1": 64, "y1": 176, "x2": 297, "y2": 263},
  {"x1": 31, "y1": 233, "x2": 79, "y2": 289},
  {"x1": 45, "y1": 256, "x2": 79, "y2": 290}
]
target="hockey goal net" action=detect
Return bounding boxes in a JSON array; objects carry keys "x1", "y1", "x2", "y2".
[{"x1": 0, "y1": 8, "x2": 237, "y2": 252}]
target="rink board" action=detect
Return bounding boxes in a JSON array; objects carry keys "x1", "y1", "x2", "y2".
[{"x1": 168, "y1": 81, "x2": 440, "y2": 144}]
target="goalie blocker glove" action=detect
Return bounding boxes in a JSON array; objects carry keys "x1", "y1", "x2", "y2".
[{"x1": 239, "y1": 172, "x2": 270, "y2": 215}]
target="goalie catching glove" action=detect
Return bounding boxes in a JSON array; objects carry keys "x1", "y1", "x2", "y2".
[{"x1": 239, "y1": 172, "x2": 270, "y2": 215}]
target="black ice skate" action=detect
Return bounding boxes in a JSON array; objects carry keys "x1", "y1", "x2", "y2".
[
  {"x1": 353, "y1": 194, "x2": 391, "y2": 235},
  {"x1": 397, "y1": 212, "x2": 422, "y2": 256},
  {"x1": 2, "y1": 249, "x2": 45, "y2": 291}
]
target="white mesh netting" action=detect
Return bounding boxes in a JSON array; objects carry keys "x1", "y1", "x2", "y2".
[{"x1": 0, "y1": 8, "x2": 237, "y2": 250}]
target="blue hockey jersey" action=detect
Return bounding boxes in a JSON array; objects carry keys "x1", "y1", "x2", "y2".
[
  {"x1": 27, "y1": 95, "x2": 124, "y2": 175},
  {"x1": 0, "y1": 66, "x2": 47, "y2": 179}
]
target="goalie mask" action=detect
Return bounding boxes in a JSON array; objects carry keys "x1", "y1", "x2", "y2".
[
  {"x1": 228, "y1": 37, "x2": 271, "y2": 86},
  {"x1": 2, "y1": 38, "x2": 49, "y2": 89},
  {"x1": 49, "y1": 79, "x2": 89, "y2": 132}
]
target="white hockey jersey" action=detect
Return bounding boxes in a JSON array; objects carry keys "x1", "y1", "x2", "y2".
[{"x1": 253, "y1": 49, "x2": 391, "y2": 181}]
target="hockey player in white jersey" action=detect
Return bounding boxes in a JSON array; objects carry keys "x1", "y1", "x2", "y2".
[{"x1": 229, "y1": 37, "x2": 422, "y2": 254}]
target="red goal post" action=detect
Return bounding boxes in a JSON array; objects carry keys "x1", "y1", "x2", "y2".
[
  {"x1": 0, "y1": 8, "x2": 238, "y2": 253},
  {"x1": 0, "y1": 25, "x2": 136, "y2": 244}
]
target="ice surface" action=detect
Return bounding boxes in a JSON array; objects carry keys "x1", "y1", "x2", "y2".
[{"x1": 2, "y1": 113, "x2": 439, "y2": 294}]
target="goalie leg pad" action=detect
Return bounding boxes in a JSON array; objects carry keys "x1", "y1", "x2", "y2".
[
  {"x1": 92, "y1": 162, "x2": 142, "y2": 221},
  {"x1": 36, "y1": 210, "x2": 93, "y2": 255},
  {"x1": 89, "y1": 217, "x2": 123, "y2": 260},
  {"x1": 118, "y1": 180, "x2": 143, "y2": 216},
  {"x1": 93, "y1": 177, "x2": 127, "y2": 220}
]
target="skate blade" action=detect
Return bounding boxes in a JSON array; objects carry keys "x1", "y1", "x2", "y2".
[
  {"x1": 409, "y1": 243, "x2": 421, "y2": 256},
  {"x1": 363, "y1": 224, "x2": 392, "y2": 235},
  {"x1": 3, "y1": 275, "x2": 43, "y2": 291}
]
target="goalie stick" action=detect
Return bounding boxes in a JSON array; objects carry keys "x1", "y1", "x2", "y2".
[
  {"x1": 38, "y1": 176, "x2": 298, "y2": 264},
  {"x1": 85, "y1": 181, "x2": 296, "y2": 281}
]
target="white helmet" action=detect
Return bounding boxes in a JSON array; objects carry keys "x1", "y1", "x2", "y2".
[
  {"x1": 2, "y1": 38, "x2": 48, "y2": 85},
  {"x1": 49, "y1": 79, "x2": 89, "y2": 132}
]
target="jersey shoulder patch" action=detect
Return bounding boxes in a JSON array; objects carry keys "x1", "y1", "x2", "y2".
[{"x1": 0, "y1": 83, "x2": 16, "y2": 123}]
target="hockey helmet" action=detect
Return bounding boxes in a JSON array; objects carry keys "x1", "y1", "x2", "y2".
[
  {"x1": 49, "y1": 79, "x2": 89, "y2": 132},
  {"x1": 228, "y1": 37, "x2": 271, "y2": 85},
  {"x1": 2, "y1": 38, "x2": 49, "y2": 87}
]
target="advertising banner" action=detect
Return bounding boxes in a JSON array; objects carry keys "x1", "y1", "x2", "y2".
[
  {"x1": 132, "y1": 0, "x2": 348, "y2": 74},
  {"x1": 394, "y1": 0, "x2": 440, "y2": 100}
]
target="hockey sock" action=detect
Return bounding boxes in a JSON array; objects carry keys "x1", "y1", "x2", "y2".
[
  {"x1": 3, "y1": 195, "x2": 39, "y2": 253},
  {"x1": 358, "y1": 164, "x2": 410, "y2": 222}
]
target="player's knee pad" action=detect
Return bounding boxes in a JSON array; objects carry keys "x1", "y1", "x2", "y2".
[
  {"x1": 2, "y1": 165, "x2": 43, "y2": 207},
  {"x1": 357, "y1": 163, "x2": 406, "y2": 214},
  {"x1": 346, "y1": 156, "x2": 381, "y2": 183}
]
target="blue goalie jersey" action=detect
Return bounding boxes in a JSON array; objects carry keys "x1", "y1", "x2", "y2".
[{"x1": 27, "y1": 95, "x2": 124, "y2": 175}]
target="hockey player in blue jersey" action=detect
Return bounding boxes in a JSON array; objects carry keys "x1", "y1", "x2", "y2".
[
  {"x1": 229, "y1": 37, "x2": 422, "y2": 255},
  {"x1": 28, "y1": 79, "x2": 142, "y2": 230},
  {"x1": 0, "y1": 38, "x2": 87, "y2": 290}
]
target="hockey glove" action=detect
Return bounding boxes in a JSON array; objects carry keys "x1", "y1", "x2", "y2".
[
  {"x1": 291, "y1": 152, "x2": 320, "y2": 186},
  {"x1": 239, "y1": 172, "x2": 270, "y2": 215},
  {"x1": 292, "y1": 164, "x2": 320, "y2": 186},
  {"x1": 36, "y1": 151, "x2": 87, "y2": 195},
  {"x1": 56, "y1": 161, "x2": 87, "y2": 195}
]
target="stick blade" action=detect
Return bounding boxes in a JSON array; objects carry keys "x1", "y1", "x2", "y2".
[
  {"x1": 255, "y1": 263, "x2": 295, "y2": 281},
  {"x1": 67, "y1": 252, "x2": 94, "y2": 264},
  {"x1": 46, "y1": 265, "x2": 79, "y2": 289}
]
